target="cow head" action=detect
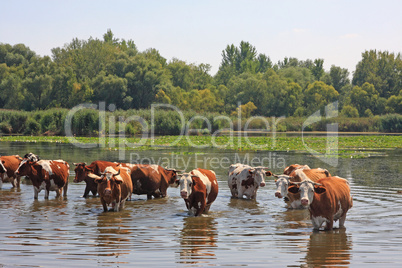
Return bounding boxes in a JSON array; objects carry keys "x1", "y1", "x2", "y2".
[
  {"x1": 176, "y1": 173, "x2": 197, "y2": 199},
  {"x1": 15, "y1": 159, "x2": 35, "y2": 176},
  {"x1": 95, "y1": 167, "x2": 123, "y2": 202},
  {"x1": 164, "y1": 167, "x2": 183, "y2": 187},
  {"x1": 271, "y1": 174, "x2": 292, "y2": 198},
  {"x1": 248, "y1": 167, "x2": 267, "y2": 187},
  {"x1": 287, "y1": 180, "x2": 326, "y2": 207},
  {"x1": 23, "y1": 153, "x2": 40, "y2": 162},
  {"x1": 0, "y1": 159, "x2": 7, "y2": 173},
  {"x1": 73, "y1": 162, "x2": 91, "y2": 183}
]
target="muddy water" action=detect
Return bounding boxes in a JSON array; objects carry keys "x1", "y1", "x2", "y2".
[{"x1": 0, "y1": 141, "x2": 402, "y2": 267}]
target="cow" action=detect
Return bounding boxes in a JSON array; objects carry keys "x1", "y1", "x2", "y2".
[
  {"x1": 130, "y1": 164, "x2": 179, "y2": 199},
  {"x1": 228, "y1": 164, "x2": 270, "y2": 199},
  {"x1": 93, "y1": 166, "x2": 133, "y2": 212},
  {"x1": 271, "y1": 168, "x2": 331, "y2": 208},
  {"x1": 73, "y1": 161, "x2": 122, "y2": 197},
  {"x1": 177, "y1": 168, "x2": 219, "y2": 216},
  {"x1": 283, "y1": 164, "x2": 311, "y2": 175},
  {"x1": 0, "y1": 155, "x2": 23, "y2": 188},
  {"x1": 287, "y1": 176, "x2": 352, "y2": 230},
  {"x1": 15, "y1": 153, "x2": 69, "y2": 199}
]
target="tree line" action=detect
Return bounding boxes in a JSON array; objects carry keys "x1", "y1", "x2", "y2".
[{"x1": 0, "y1": 30, "x2": 401, "y2": 118}]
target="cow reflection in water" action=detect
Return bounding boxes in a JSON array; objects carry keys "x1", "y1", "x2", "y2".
[
  {"x1": 178, "y1": 216, "x2": 218, "y2": 264},
  {"x1": 303, "y1": 228, "x2": 352, "y2": 267},
  {"x1": 95, "y1": 213, "x2": 132, "y2": 258}
]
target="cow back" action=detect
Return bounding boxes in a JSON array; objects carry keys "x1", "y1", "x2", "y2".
[
  {"x1": 0, "y1": 155, "x2": 22, "y2": 179},
  {"x1": 310, "y1": 177, "x2": 352, "y2": 217},
  {"x1": 192, "y1": 168, "x2": 218, "y2": 205},
  {"x1": 41, "y1": 160, "x2": 70, "y2": 187}
]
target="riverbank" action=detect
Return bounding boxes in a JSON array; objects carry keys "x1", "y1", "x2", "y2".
[{"x1": 1, "y1": 134, "x2": 401, "y2": 158}]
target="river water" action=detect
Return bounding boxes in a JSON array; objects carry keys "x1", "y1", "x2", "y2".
[{"x1": 0, "y1": 141, "x2": 401, "y2": 267}]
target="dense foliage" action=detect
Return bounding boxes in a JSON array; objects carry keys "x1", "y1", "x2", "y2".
[{"x1": 0, "y1": 30, "x2": 401, "y2": 126}]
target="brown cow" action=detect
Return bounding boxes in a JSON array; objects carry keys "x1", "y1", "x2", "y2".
[
  {"x1": 93, "y1": 166, "x2": 133, "y2": 212},
  {"x1": 15, "y1": 154, "x2": 69, "y2": 199},
  {"x1": 131, "y1": 164, "x2": 179, "y2": 199},
  {"x1": 271, "y1": 168, "x2": 331, "y2": 208},
  {"x1": 73, "y1": 161, "x2": 122, "y2": 197},
  {"x1": 0, "y1": 155, "x2": 23, "y2": 188},
  {"x1": 288, "y1": 176, "x2": 353, "y2": 230},
  {"x1": 177, "y1": 168, "x2": 219, "y2": 216}
]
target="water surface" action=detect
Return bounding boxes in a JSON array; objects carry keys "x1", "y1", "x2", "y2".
[{"x1": 0, "y1": 141, "x2": 401, "y2": 267}]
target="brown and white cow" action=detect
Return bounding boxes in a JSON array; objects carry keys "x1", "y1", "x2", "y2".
[
  {"x1": 287, "y1": 176, "x2": 353, "y2": 230},
  {"x1": 177, "y1": 168, "x2": 219, "y2": 216},
  {"x1": 73, "y1": 161, "x2": 122, "y2": 197},
  {"x1": 283, "y1": 164, "x2": 311, "y2": 175},
  {"x1": 0, "y1": 155, "x2": 23, "y2": 188},
  {"x1": 130, "y1": 164, "x2": 179, "y2": 199},
  {"x1": 93, "y1": 166, "x2": 133, "y2": 212},
  {"x1": 270, "y1": 168, "x2": 331, "y2": 208},
  {"x1": 228, "y1": 164, "x2": 270, "y2": 199},
  {"x1": 15, "y1": 153, "x2": 69, "y2": 199}
]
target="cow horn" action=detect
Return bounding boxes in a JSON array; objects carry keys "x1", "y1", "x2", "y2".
[{"x1": 113, "y1": 169, "x2": 121, "y2": 176}]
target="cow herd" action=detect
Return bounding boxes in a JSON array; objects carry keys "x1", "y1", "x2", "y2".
[{"x1": 0, "y1": 153, "x2": 353, "y2": 231}]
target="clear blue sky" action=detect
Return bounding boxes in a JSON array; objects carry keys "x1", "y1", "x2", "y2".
[{"x1": 1, "y1": 0, "x2": 401, "y2": 75}]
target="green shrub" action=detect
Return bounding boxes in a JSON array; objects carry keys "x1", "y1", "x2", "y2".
[
  {"x1": 0, "y1": 121, "x2": 12, "y2": 134},
  {"x1": 24, "y1": 118, "x2": 41, "y2": 135},
  {"x1": 380, "y1": 114, "x2": 402, "y2": 133}
]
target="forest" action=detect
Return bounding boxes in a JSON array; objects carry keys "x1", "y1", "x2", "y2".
[{"x1": 0, "y1": 30, "x2": 401, "y2": 135}]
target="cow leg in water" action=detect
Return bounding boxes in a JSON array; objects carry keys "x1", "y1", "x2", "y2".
[
  {"x1": 195, "y1": 199, "x2": 206, "y2": 216},
  {"x1": 55, "y1": 188, "x2": 62, "y2": 198},
  {"x1": 204, "y1": 203, "x2": 211, "y2": 214},
  {"x1": 0, "y1": 178, "x2": 3, "y2": 189},
  {"x1": 237, "y1": 187, "x2": 245, "y2": 199},
  {"x1": 114, "y1": 201, "x2": 120, "y2": 212},
  {"x1": 33, "y1": 187, "x2": 39, "y2": 199},
  {"x1": 16, "y1": 176, "x2": 21, "y2": 188},
  {"x1": 10, "y1": 177, "x2": 16, "y2": 188},
  {"x1": 339, "y1": 213, "x2": 347, "y2": 228},
  {"x1": 325, "y1": 220, "x2": 334, "y2": 231},
  {"x1": 120, "y1": 199, "x2": 126, "y2": 211},
  {"x1": 83, "y1": 186, "x2": 90, "y2": 198},
  {"x1": 160, "y1": 184, "x2": 168, "y2": 198},
  {"x1": 101, "y1": 198, "x2": 108, "y2": 212},
  {"x1": 44, "y1": 189, "x2": 50, "y2": 199},
  {"x1": 147, "y1": 193, "x2": 153, "y2": 200},
  {"x1": 63, "y1": 182, "x2": 68, "y2": 197}
]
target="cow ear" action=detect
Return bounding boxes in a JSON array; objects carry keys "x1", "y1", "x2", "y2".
[
  {"x1": 265, "y1": 171, "x2": 273, "y2": 176},
  {"x1": 288, "y1": 185, "x2": 299, "y2": 194},
  {"x1": 84, "y1": 166, "x2": 93, "y2": 172},
  {"x1": 94, "y1": 177, "x2": 104, "y2": 184},
  {"x1": 314, "y1": 185, "x2": 326, "y2": 194},
  {"x1": 114, "y1": 178, "x2": 123, "y2": 184}
]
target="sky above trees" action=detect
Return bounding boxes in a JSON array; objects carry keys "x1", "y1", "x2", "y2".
[{"x1": 1, "y1": 0, "x2": 401, "y2": 75}]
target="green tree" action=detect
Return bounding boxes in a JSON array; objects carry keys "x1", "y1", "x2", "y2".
[
  {"x1": 353, "y1": 50, "x2": 402, "y2": 98},
  {"x1": 329, "y1": 65, "x2": 350, "y2": 92},
  {"x1": 303, "y1": 81, "x2": 339, "y2": 114}
]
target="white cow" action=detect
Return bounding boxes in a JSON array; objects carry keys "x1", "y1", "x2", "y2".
[{"x1": 228, "y1": 164, "x2": 270, "y2": 199}]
